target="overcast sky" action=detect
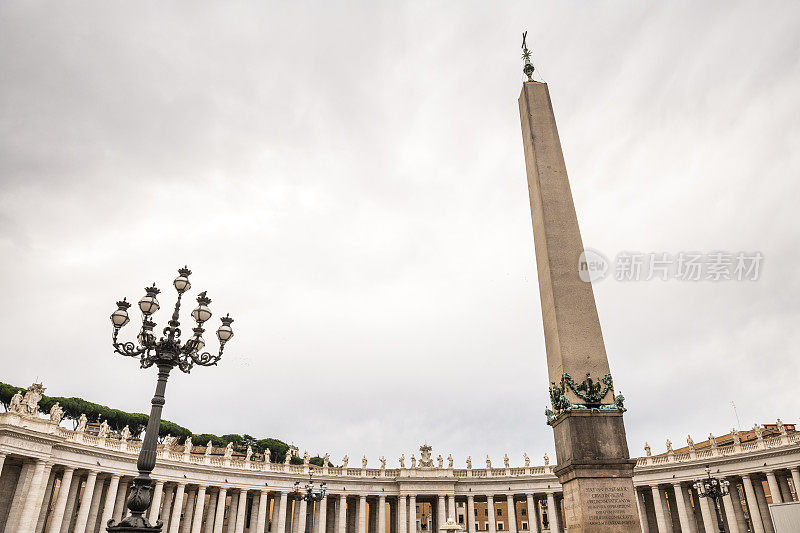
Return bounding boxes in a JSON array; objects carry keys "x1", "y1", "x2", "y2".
[{"x1": 2, "y1": 1, "x2": 800, "y2": 467}]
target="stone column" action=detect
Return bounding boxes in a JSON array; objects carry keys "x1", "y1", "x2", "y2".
[
  {"x1": 467, "y1": 496, "x2": 476, "y2": 533},
  {"x1": 337, "y1": 495, "x2": 347, "y2": 533},
  {"x1": 290, "y1": 497, "x2": 300, "y2": 533},
  {"x1": 634, "y1": 490, "x2": 648, "y2": 533},
  {"x1": 296, "y1": 497, "x2": 309, "y2": 533},
  {"x1": 791, "y1": 468, "x2": 800, "y2": 501},
  {"x1": 150, "y1": 481, "x2": 166, "y2": 524},
  {"x1": 741, "y1": 475, "x2": 765, "y2": 533},
  {"x1": 728, "y1": 480, "x2": 748, "y2": 533},
  {"x1": 86, "y1": 475, "x2": 108, "y2": 532},
  {"x1": 766, "y1": 471, "x2": 782, "y2": 504},
  {"x1": 660, "y1": 488, "x2": 674, "y2": 533},
  {"x1": 17, "y1": 459, "x2": 51, "y2": 533},
  {"x1": 227, "y1": 491, "x2": 240, "y2": 533},
  {"x1": 670, "y1": 484, "x2": 691, "y2": 533},
  {"x1": 446, "y1": 495, "x2": 455, "y2": 523},
  {"x1": 697, "y1": 493, "x2": 716, "y2": 533},
  {"x1": 113, "y1": 478, "x2": 130, "y2": 522},
  {"x1": 192, "y1": 486, "x2": 208, "y2": 533},
  {"x1": 397, "y1": 496, "x2": 407, "y2": 533},
  {"x1": 778, "y1": 473, "x2": 793, "y2": 503},
  {"x1": 277, "y1": 492, "x2": 289, "y2": 533},
  {"x1": 183, "y1": 489, "x2": 196, "y2": 533},
  {"x1": 753, "y1": 481, "x2": 775, "y2": 533},
  {"x1": 205, "y1": 490, "x2": 219, "y2": 533},
  {"x1": 59, "y1": 470, "x2": 83, "y2": 533},
  {"x1": 7, "y1": 461, "x2": 34, "y2": 532},
  {"x1": 506, "y1": 496, "x2": 517, "y2": 533},
  {"x1": 233, "y1": 490, "x2": 248, "y2": 533},
  {"x1": 317, "y1": 495, "x2": 329, "y2": 533},
  {"x1": 336, "y1": 495, "x2": 347, "y2": 533},
  {"x1": 545, "y1": 494, "x2": 556, "y2": 533},
  {"x1": 35, "y1": 467, "x2": 57, "y2": 533},
  {"x1": 168, "y1": 482, "x2": 187, "y2": 533},
  {"x1": 0, "y1": 452, "x2": 6, "y2": 475},
  {"x1": 163, "y1": 484, "x2": 178, "y2": 532},
  {"x1": 437, "y1": 495, "x2": 446, "y2": 531},
  {"x1": 408, "y1": 496, "x2": 416, "y2": 533},
  {"x1": 73, "y1": 470, "x2": 99, "y2": 533},
  {"x1": 47, "y1": 467, "x2": 75, "y2": 533},
  {"x1": 487, "y1": 496, "x2": 496, "y2": 533},
  {"x1": 649, "y1": 486, "x2": 667, "y2": 533},
  {"x1": 358, "y1": 496, "x2": 367, "y2": 533},
  {"x1": 254, "y1": 490, "x2": 269, "y2": 533},
  {"x1": 722, "y1": 488, "x2": 741, "y2": 533},
  {"x1": 378, "y1": 496, "x2": 386, "y2": 533},
  {"x1": 214, "y1": 488, "x2": 228, "y2": 533},
  {"x1": 100, "y1": 474, "x2": 122, "y2": 529}
]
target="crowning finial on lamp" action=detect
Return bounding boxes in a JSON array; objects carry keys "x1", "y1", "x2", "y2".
[{"x1": 522, "y1": 31, "x2": 534, "y2": 82}]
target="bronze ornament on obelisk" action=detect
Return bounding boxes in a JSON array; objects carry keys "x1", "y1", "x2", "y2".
[{"x1": 518, "y1": 34, "x2": 640, "y2": 532}]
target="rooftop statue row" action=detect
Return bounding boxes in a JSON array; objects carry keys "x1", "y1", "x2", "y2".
[{"x1": 643, "y1": 421, "x2": 795, "y2": 457}]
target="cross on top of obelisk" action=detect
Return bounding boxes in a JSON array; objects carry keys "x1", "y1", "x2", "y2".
[{"x1": 521, "y1": 31, "x2": 535, "y2": 81}]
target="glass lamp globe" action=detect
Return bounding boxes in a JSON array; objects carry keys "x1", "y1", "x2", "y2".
[
  {"x1": 173, "y1": 266, "x2": 192, "y2": 293},
  {"x1": 110, "y1": 299, "x2": 131, "y2": 327},
  {"x1": 217, "y1": 314, "x2": 234, "y2": 343},
  {"x1": 139, "y1": 284, "x2": 161, "y2": 315},
  {"x1": 192, "y1": 291, "x2": 212, "y2": 323},
  {"x1": 194, "y1": 335, "x2": 205, "y2": 351},
  {"x1": 192, "y1": 305, "x2": 211, "y2": 323}
]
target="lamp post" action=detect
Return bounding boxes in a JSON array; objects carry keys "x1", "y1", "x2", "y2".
[
  {"x1": 693, "y1": 465, "x2": 730, "y2": 533},
  {"x1": 106, "y1": 266, "x2": 235, "y2": 532},
  {"x1": 291, "y1": 467, "x2": 327, "y2": 503}
]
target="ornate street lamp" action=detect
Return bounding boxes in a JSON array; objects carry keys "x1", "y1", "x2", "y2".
[
  {"x1": 693, "y1": 465, "x2": 730, "y2": 533},
  {"x1": 107, "y1": 266, "x2": 235, "y2": 532},
  {"x1": 291, "y1": 468, "x2": 327, "y2": 503}
]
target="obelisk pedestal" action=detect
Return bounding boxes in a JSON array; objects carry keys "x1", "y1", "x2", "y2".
[{"x1": 519, "y1": 79, "x2": 640, "y2": 532}]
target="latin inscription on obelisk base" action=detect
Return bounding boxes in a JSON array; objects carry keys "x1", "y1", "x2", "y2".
[{"x1": 519, "y1": 79, "x2": 641, "y2": 532}]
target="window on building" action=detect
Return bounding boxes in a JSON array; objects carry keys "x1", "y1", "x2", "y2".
[
  {"x1": 497, "y1": 509, "x2": 502, "y2": 516},
  {"x1": 474, "y1": 510, "x2": 478, "y2": 517},
  {"x1": 521, "y1": 522, "x2": 528, "y2": 530},
  {"x1": 485, "y1": 510, "x2": 488, "y2": 517},
  {"x1": 521, "y1": 509, "x2": 526, "y2": 517},
  {"x1": 458, "y1": 516, "x2": 464, "y2": 524},
  {"x1": 498, "y1": 523, "x2": 505, "y2": 531}
]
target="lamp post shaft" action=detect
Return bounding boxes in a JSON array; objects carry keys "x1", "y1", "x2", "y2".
[
  {"x1": 712, "y1": 497, "x2": 725, "y2": 533},
  {"x1": 138, "y1": 364, "x2": 172, "y2": 473}
]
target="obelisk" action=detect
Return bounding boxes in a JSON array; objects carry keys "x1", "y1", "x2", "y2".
[{"x1": 517, "y1": 35, "x2": 640, "y2": 532}]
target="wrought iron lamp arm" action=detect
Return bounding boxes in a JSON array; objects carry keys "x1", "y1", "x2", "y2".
[{"x1": 112, "y1": 328, "x2": 149, "y2": 359}]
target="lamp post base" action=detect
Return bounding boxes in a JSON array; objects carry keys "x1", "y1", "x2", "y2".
[{"x1": 106, "y1": 523, "x2": 162, "y2": 532}]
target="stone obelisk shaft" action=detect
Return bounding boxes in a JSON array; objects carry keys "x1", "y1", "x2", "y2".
[
  {"x1": 519, "y1": 81, "x2": 640, "y2": 532},
  {"x1": 518, "y1": 82, "x2": 610, "y2": 388}
]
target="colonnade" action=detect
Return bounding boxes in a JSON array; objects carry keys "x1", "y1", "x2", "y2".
[
  {"x1": 635, "y1": 467, "x2": 800, "y2": 533},
  {"x1": 3, "y1": 410, "x2": 800, "y2": 533},
  {"x1": 0, "y1": 456, "x2": 567, "y2": 533}
]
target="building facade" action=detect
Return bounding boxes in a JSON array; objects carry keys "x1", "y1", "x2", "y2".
[{"x1": 2, "y1": 408, "x2": 799, "y2": 533}]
